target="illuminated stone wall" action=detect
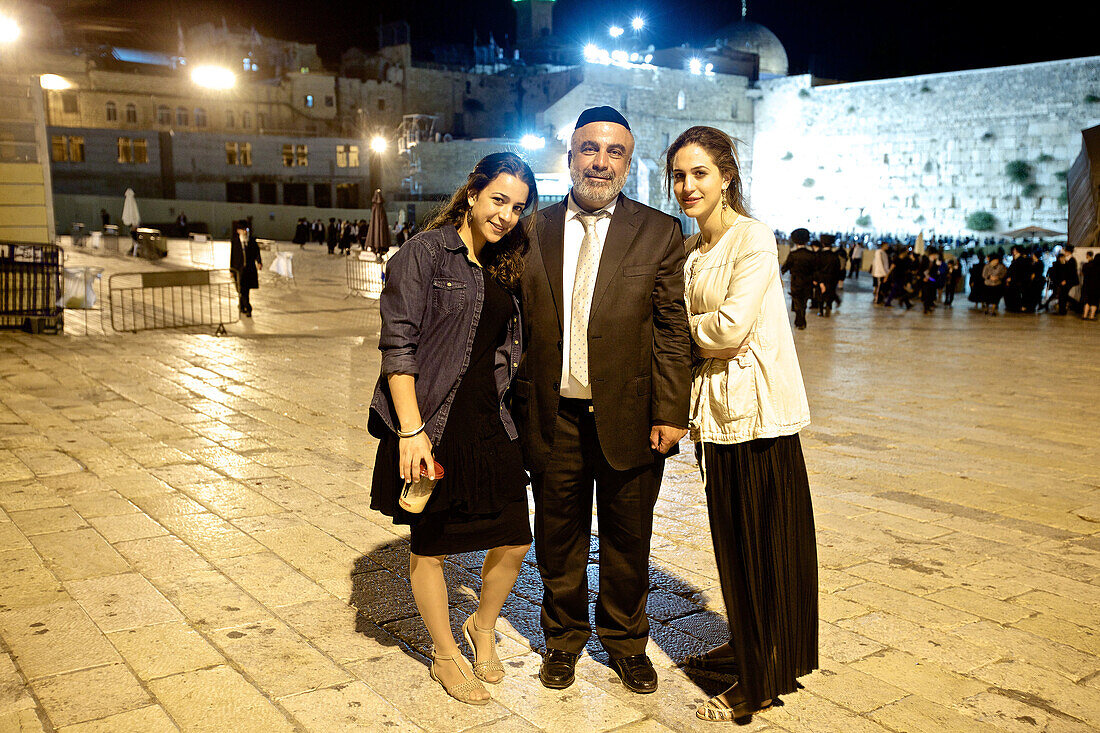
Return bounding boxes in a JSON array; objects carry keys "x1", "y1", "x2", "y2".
[{"x1": 751, "y1": 56, "x2": 1100, "y2": 236}]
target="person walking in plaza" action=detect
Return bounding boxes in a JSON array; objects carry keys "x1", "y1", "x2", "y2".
[
  {"x1": 870, "y1": 244, "x2": 890, "y2": 303},
  {"x1": 1081, "y1": 252, "x2": 1099, "y2": 320},
  {"x1": 666, "y1": 126, "x2": 817, "y2": 724},
  {"x1": 814, "y1": 234, "x2": 842, "y2": 316},
  {"x1": 229, "y1": 220, "x2": 261, "y2": 317},
  {"x1": 1052, "y1": 246, "x2": 1079, "y2": 315},
  {"x1": 368, "y1": 152, "x2": 538, "y2": 706},
  {"x1": 982, "y1": 252, "x2": 1008, "y2": 315},
  {"x1": 513, "y1": 106, "x2": 691, "y2": 695},
  {"x1": 848, "y1": 240, "x2": 864, "y2": 279},
  {"x1": 943, "y1": 258, "x2": 961, "y2": 308},
  {"x1": 780, "y1": 227, "x2": 815, "y2": 330},
  {"x1": 325, "y1": 217, "x2": 338, "y2": 254}
]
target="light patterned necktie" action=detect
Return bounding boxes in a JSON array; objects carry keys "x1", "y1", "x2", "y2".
[{"x1": 569, "y1": 210, "x2": 609, "y2": 387}]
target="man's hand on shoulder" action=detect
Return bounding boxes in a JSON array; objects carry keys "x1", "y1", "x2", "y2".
[{"x1": 650, "y1": 423, "x2": 688, "y2": 454}]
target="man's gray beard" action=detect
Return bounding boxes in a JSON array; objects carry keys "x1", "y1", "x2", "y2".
[{"x1": 570, "y1": 168, "x2": 628, "y2": 207}]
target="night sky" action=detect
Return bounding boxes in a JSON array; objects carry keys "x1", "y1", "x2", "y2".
[{"x1": 44, "y1": 0, "x2": 1098, "y2": 82}]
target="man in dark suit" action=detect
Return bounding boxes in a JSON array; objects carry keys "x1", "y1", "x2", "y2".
[
  {"x1": 814, "y1": 234, "x2": 843, "y2": 317},
  {"x1": 514, "y1": 106, "x2": 691, "y2": 694},
  {"x1": 781, "y1": 227, "x2": 815, "y2": 330}
]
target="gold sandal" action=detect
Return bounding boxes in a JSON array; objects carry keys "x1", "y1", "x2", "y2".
[
  {"x1": 696, "y1": 684, "x2": 772, "y2": 723},
  {"x1": 463, "y1": 614, "x2": 505, "y2": 683},
  {"x1": 429, "y1": 653, "x2": 490, "y2": 706}
]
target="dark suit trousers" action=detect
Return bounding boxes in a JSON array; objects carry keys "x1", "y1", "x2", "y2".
[{"x1": 533, "y1": 397, "x2": 663, "y2": 658}]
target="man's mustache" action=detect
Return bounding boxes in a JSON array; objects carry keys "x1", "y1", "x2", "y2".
[{"x1": 583, "y1": 169, "x2": 614, "y2": 181}]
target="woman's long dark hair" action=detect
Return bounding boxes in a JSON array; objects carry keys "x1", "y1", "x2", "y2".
[
  {"x1": 424, "y1": 152, "x2": 538, "y2": 291},
  {"x1": 663, "y1": 126, "x2": 750, "y2": 217}
]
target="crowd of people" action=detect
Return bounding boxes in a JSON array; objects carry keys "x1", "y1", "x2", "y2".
[
  {"x1": 291, "y1": 216, "x2": 417, "y2": 256},
  {"x1": 775, "y1": 233, "x2": 1097, "y2": 321}
]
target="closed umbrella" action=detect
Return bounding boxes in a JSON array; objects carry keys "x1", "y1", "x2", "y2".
[
  {"x1": 366, "y1": 189, "x2": 390, "y2": 256},
  {"x1": 121, "y1": 188, "x2": 141, "y2": 255}
]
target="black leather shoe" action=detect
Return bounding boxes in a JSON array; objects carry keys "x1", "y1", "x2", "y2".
[
  {"x1": 539, "y1": 649, "x2": 579, "y2": 689},
  {"x1": 611, "y1": 654, "x2": 658, "y2": 694}
]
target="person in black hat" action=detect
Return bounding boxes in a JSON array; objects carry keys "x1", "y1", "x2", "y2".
[
  {"x1": 514, "y1": 105, "x2": 691, "y2": 695},
  {"x1": 781, "y1": 228, "x2": 815, "y2": 329},
  {"x1": 814, "y1": 233, "x2": 842, "y2": 317}
]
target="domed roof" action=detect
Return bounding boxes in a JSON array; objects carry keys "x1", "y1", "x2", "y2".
[{"x1": 710, "y1": 21, "x2": 788, "y2": 77}]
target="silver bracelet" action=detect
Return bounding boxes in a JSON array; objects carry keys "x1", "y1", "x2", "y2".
[{"x1": 396, "y1": 422, "x2": 425, "y2": 439}]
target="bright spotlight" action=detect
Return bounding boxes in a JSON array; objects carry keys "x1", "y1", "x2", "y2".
[
  {"x1": 632, "y1": 16, "x2": 645, "y2": 31},
  {"x1": 644, "y1": 54, "x2": 653, "y2": 63},
  {"x1": 630, "y1": 52, "x2": 640, "y2": 62},
  {"x1": 611, "y1": 50, "x2": 629, "y2": 64},
  {"x1": 39, "y1": 74, "x2": 72, "y2": 90},
  {"x1": 689, "y1": 58, "x2": 703, "y2": 75},
  {"x1": 583, "y1": 43, "x2": 601, "y2": 61},
  {"x1": 370, "y1": 136, "x2": 388, "y2": 154},
  {"x1": 191, "y1": 65, "x2": 236, "y2": 90},
  {"x1": 609, "y1": 25, "x2": 624, "y2": 38},
  {"x1": 520, "y1": 134, "x2": 545, "y2": 150},
  {"x1": 705, "y1": 62, "x2": 714, "y2": 74},
  {"x1": 0, "y1": 15, "x2": 19, "y2": 44}
]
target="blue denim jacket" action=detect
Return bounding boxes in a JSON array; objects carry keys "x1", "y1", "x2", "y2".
[{"x1": 369, "y1": 225, "x2": 523, "y2": 444}]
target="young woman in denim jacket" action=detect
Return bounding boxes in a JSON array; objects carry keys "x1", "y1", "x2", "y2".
[{"x1": 369, "y1": 153, "x2": 537, "y2": 705}]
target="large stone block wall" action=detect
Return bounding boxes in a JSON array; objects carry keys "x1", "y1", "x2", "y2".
[{"x1": 751, "y1": 57, "x2": 1100, "y2": 236}]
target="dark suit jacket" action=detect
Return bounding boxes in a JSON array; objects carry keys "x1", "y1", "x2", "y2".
[{"x1": 513, "y1": 194, "x2": 691, "y2": 473}]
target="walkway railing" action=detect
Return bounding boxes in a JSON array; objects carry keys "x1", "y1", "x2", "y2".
[
  {"x1": 0, "y1": 242, "x2": 64, "y2": 334},
  {"x1": 108, "y1": 269, "x2": 239, "y2": 335}
]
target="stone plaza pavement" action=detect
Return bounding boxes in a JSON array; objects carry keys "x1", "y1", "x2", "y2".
[{"x1": 1, "y1": 242, "x2": 1098, "y2": 732}]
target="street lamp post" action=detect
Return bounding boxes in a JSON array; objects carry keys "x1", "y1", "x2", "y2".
[{"x1": 369, "y1": 135, "x2": 387, "y2": 202}]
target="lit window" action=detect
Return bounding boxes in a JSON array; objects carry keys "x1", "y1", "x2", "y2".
[
  {"x1": 133, "y1": 138, "x2": 148, "y2": 163},
  {"x1": 295, "y1": 144, "x2": 308, "y2": 166},
  {"x1": 195, "y1": 108, "x2": 207, "y2": 127},
  {"x1": 125, "y1": 104, "x2": 137, "y2": 123},
  {"x1": 304, "y1": 94, "x2": 314, "y2": 108},
  {"x1": 226, "y1": 142, "x2": 238, "y2": 166},
  {"x1": 176, "y1": 107, "x2": 188, "y2": 126},
  {"x1": 336, "y1": 144, "x2": 359, "y2": 168},
  {"x1": 240, "y1": 142, "x2": 252, "y2": 166},
  {"x1": 51, "y1": 135, "x2": 67, "y2": 162},
  {"x1": 282, "y1": 143, "x2": 294, "y2": 167},
  {"x1": 117, "y1": 137, "x2": 133, "y2": 163},
  {"x1": 105, "y1": 101, "x2": 117, "y2": 121},
  {"x1": 68, "y1": 136, "x2": 84, "y2": 162},
  {"x1": 157, "y1": 105, "x2": 170, "y2": 124},
  {"x1": 242, "y1": 57, "x2": 251, "y2": 71}
]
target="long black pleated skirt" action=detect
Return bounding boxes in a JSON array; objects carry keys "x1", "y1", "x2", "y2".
[{"x1": 699, "y1": 434, "x2": 818, "y2": 706}]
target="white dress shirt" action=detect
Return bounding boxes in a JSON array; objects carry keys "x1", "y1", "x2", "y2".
[{"x1": 560, "y1": 193, "x2": 617, "y2": 399}]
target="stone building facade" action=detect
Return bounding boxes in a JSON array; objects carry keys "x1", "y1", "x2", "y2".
[{"x1": 751, "y1": 57, "x2": 1100, "y2": 235}]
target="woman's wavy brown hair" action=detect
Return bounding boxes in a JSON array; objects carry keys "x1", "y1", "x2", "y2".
[
  {"x1": 663, "y1": 126, "x2": 750, "y2": 217},
  {"x1": 424, "y1": 152, "x2": 538, "y2": 291}
]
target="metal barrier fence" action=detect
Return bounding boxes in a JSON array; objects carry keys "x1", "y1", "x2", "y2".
[
  {"x1": 0, "y1": 242, "x2": 64, "y2": 334},
  {"x1": 108, "y1": 269, "x2": 239, "y2": 335},
  {"x1": 346, "y1": 254, "x2": 384, "y2": 299}
]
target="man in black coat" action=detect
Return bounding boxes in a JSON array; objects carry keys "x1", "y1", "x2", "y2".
[
  {"x1": 814, "y1": 233, "x2": 843, "y2": 317},
  {"x1": 229, "y1": 220, "x2": 261, "y2": 317},
  {"x1": 514, "y1": 107, "x2": 690, "y2": 695},
  {"x1": 1052, "y1": 247, "x2": 1080, "y2": 315},
  {"x1": 781, "y1": 227, "x2": 815, "y2": 330}
]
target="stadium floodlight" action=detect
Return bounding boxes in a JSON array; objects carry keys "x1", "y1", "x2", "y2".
[
  {"x1": 609, "y1": 25, "x2": 624, "y2": 38},
  {"x1": 370, "y1": 136, "x2": 388, "y2": 154},
  {"x1": 632, "y1": 16, "x2": 645, "y2": 31},
  {"x1": 520, "y1": 134, "x2": 545, "y2": 150},
  {"x1": 689, "y1": 58, "x2": 703, "y2": 75},
  {"x1": 584, "y1": 43, "x2": 601, "y2": 61},
  {"x1": 39, "y1": 74, "x2": 71, "y2": 90},
  {"x1": 0, "y1": 15, "x2": 19, "y2": 44},
  {"x1": 191, "y1": 65, "x2": 236, "y2": 89},
  {"x1": 644, "y1": 54, "x2": 653, "y2": 63}
]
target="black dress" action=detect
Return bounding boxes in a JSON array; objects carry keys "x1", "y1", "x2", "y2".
[
  {"x1": 698, "y1": 434, "x2": 818, "y2": 708},
  {"x1": 370, "y1": 272, "x2": 531, "y2": 556}
]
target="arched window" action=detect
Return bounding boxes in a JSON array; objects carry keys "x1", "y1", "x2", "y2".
[
  {"x1": 241, "y1": 111, "x2": 251, "y2": 129},
  {"x1": 105, "y1": 101, "x2": 117, "y2": 122},
  {"x1": 225, "y1": 110, "x2": 235, "y2": 128},
  {"x1": 176, "y1": 107, "x2": 188, "y2": 126},
  {"x1": 125, "y1": 103, "x2": 137, "y2": 123},
  {"x1": 156, "y1": 105, "x2": 170, "y2": 125},
  {"x1": 194, "y1": 108, "x2": 207, "y2": 127},
  {"x1": 677, "y1": 90, "x2": 686, "y2": 111}
]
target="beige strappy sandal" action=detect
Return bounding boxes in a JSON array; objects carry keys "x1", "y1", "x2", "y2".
[
  {"x1": 429, "y1": 653, "x2": 490, "y2": 705},
  {"x1": 696, "y1": 683, "x2": 772, "y2": 723},
  {"x1": 463, "y1": 614, "x2": 505, "y2": 683}
]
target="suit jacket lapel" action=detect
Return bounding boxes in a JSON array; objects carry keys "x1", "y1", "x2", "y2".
[
  {"x1": 537, "y1": 199, "x2": 568, "y2": 334},
  {"x1": 591, "y1": 194, "x2": 642, "y2": 314}
]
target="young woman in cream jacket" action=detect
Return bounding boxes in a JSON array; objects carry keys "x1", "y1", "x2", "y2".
[{"x1": 665, "y1": 126, "x2": 817, "y2": 724}]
